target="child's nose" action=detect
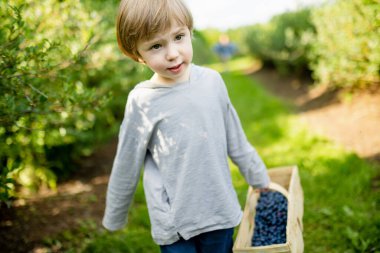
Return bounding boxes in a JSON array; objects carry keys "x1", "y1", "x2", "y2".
[{"x1": 166, "y1": 44, "x2": 179, "y2": 61}]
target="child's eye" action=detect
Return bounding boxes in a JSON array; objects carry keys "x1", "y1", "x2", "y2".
[
  {"x1": 150, "y1": 44, "x2": 161, "y2": 50},
  {"x1": 175, "y1": 34, "x2": 184, "y2": 41}
]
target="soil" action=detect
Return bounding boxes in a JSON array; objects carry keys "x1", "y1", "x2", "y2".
[
  {"x1": 1, "y1": 68, "x2": 379, "y2": 252},
  {"x1": 251, "y1": 68, "x2": 380, "y2": 162}
]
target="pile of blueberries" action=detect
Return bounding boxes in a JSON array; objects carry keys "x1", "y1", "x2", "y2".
[{"x1": 251, "y1": 190, "x2": 288, "y2": 246}]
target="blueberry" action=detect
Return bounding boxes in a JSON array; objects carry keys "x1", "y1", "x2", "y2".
[{"x1": 251, "y1": 191, "x2": 288, "y2": 246}]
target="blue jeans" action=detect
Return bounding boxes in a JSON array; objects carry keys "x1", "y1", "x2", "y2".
[{"x1": 160, "y1": 228, "x2": 234, "y2": 253}]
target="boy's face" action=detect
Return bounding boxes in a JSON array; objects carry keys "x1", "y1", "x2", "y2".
[{"x1": 137, "y1": 22, "x2": 193, "y2": 84}]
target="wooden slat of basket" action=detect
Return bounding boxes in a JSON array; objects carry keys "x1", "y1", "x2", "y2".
[
  {"x1": 287, "y1": 167, "x2": 304, "y2": 253},
  {"x1": 234, "y1": 186, "x2": 260, "y2": 249},
  {"x1": 268, "y1": 166, "x2": 293, "y2": 190},
  {"x1": 268, "y1": 182, "x2": 289, "y2": 199}
]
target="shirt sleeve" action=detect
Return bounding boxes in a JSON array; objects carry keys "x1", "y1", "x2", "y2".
[
  {"x1": 222, "y1": 79, "x2": 270, "y2": 188},
  {"x1": 102, "y1": 91, "x2": 153, "y2": 231}
]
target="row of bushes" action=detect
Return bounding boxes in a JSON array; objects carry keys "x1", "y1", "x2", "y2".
[
  {"x1": 244, "y1": 0, "x2": 380, "y2": 88},
  {"x1": 0, "y1": 0, "x2": 148, "y2": 204}
]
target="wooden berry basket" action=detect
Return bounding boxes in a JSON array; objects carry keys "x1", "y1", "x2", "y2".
[{"x1": 233, "y1": 165, "x2": 304, "y2": 253}]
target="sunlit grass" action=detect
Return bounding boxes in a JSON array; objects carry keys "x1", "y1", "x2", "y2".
[
  {"x1": 54, "y1": 59, "x2": 380, "y2": 252},
  {"x1": 207, "y1": 55, "x2": 261, "y2": 73}
]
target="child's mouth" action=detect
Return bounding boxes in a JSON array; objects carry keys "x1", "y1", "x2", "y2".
[{"x1": 168, "y1": 63, "x2": 183, "y2": 73}]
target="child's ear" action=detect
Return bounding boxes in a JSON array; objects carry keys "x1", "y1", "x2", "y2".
[{"x1": 137, "y1": 58, "x2": 146, "y2": 64}]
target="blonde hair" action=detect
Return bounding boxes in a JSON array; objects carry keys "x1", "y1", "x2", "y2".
[{"x1": 116, "y1": 0, "x2": 193, "y2": 62}]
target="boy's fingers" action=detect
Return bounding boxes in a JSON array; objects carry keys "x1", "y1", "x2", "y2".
[{"x1": 254, "y1": 187, "x2": 270, "y2": 193}]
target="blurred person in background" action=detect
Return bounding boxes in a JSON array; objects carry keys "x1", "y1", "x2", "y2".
[{"x1": 213, "y1": 34, "x2": 237, "y2": 71}]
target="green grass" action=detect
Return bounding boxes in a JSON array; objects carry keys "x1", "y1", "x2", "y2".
[
  {"x1": 54, "y1": 63, "x2": 379, "y2": 252},
  {"x1": 207, "y1": 55, "x2": 260, "y2": 73}
]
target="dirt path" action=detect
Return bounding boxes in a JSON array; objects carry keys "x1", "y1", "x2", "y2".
[
  {"x1": 1, "y1": 68, "x2": 379, "y2": 252},
  {"x1": 251, "y1": 68, "x2": 380, "y2": 162}
]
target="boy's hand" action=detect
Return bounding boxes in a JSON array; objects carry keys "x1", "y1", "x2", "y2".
[
  {"x1": 256, "y1": 182, "x2": 288, "y2": 199},
  {"x1": 253, "y1": 181, "x2": 271, "y2": 193},
  {"x1": 254, "y1": 187, "x2": 270, "y2": 194}
]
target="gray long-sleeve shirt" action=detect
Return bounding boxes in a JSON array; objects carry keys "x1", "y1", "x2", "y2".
[{"x1": 102, "y1": 64, "x2": 270, "y2": 245}]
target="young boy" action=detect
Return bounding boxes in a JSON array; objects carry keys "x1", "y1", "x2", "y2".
[{"x1": 102, "y1": 0, "x2": 270, "y2": 252}]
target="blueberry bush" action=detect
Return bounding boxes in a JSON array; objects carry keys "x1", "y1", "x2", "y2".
[
  {"x1": 309, "y1": 0, "x2": 380, "y2": 88},
  {"x1": 245, "y1": 8, "x2": 315, "y2": 75},
  {"x1": 243, "y1": 0, "x2": 380, "y2": 88},
  {"x1": 0, "y1": 0, "x2": 145, "y2": 204}
]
